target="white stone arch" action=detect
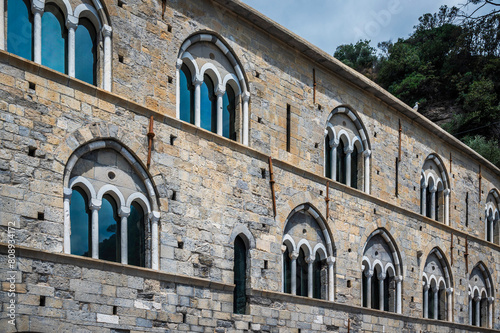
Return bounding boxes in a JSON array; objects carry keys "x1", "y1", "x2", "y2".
[
  {"x1": 126, "y1": 192, "x2": 152, "y2": 215},
  {"x1": 222, "y1": 73, "x2": 241, "y2": 97},
  {"x1": 44, "y1": 0, "x2": 73, "y2": 18},
  {"x1": 74, "y1": 3, "x2": 102, "y2": 32},
  {"x1": 337, "y1": 129, "x2": 351, "y2": 149},
  {"x1": 351, "y1": 135, "x2": 364, "y2": 152},
  {"x1": 199, "y1": 62, "x2": 222, "y2": 88},
  {"x1": 282, "y1": 234, "x2": 296, "y2": 253},
  {"x1": 385, "y1": 262, "x2": 396, "y2": 278},
  {"x1": 176, "y1": 32, "x2": 250, "y2": 145},
  {"x1": 296, "y1": 239, "x2": 313, "y2": 257},
  {"x1": 313, "y1": 243, "x2": 328, "y2": 260},
  {"x1": 421, "y1": 153, "x2": 450, "y2": 225},
  {"x1": 69, "y1": 175, "x2": 97, "y2": 200},
  {"x1": 97, "y1": 184, "x2": 126, "y2": 208}
]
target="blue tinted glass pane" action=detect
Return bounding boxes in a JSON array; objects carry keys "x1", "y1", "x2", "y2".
[
  {"x1": 7, "y1": 0, "x2": 32, "y2": 60},
  {"x1": 99, "y1": 195, "x2": 120, "y2": 262},
  {"x1": 75, "y1": 19, "x2": 96, "y2": 85},
  {"x1": 180, "y1": 66, "x2": 193, "y2": 123},
  {"x1": 42, "y1": 4, "x2": 67, "y2": 73},
  {"x1": 128, "y1": 202, "x2": 145, "y2": 267},
  {"x1": 70, "y1": 187, "x2": 90, "y2": 256},
  {"x1": 222, "y1": 85, "x2": 235, "y2": 139},
  {"x1": 200, "y1": 81, "x2": 212, "y2": 131}
]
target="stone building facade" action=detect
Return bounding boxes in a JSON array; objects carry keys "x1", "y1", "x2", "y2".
[{"x1": 0, "y1": 0, "x2": 499, "y2": 332}]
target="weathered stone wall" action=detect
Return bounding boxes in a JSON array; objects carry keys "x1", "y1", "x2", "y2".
[{"x1": 0, "y1": 0, "x2": 499, "y2": 331}]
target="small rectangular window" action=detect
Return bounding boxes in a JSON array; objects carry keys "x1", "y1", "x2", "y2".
[{"x1": 286, "y1": 104, "x2": 291, "y2": 152}]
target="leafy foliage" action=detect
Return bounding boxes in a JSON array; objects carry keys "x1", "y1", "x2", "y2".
[
  {"x1": 333, "y1": 3, "x2": 500, "y2": 167},
  {"x1": 462, "y1": 135, "x2": 500, "y2": 167}
]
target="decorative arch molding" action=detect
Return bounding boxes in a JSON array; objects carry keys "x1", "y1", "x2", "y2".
[
  {"x1": 420, "y1": 153, "x2": 450, "y2": 225},
  {"x1": 361, "y1": 228, "x2": 403, "y2": 314},
  {"x1": 229, "y1": 224, "x2": 256, "y2": 250},
  {"x1": 485, "y1": 189, "x2": 500, "y2": 243},
  {"x1": 282, "y1": 203, "x2": 335, "y2": 301},
  {"x1": 324, "y1": 105, "x2": 371, "y2": 193},
  {"x1": 61, "y1": 136, "x2": 162, "y2": 270},
  {"x1": 469, "y1": 262, "x2": 494, "y2": 328},
  {"x1": 176, "y1": 31, "x2": 250, "y2": 145},
  {"x1": 1, "y1": 0, "x2": 112, "y2": 90}
]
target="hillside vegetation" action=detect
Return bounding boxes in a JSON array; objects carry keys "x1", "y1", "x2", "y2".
[{"x1": 334, "y1": 2, "x2": 500, "y2": 167}]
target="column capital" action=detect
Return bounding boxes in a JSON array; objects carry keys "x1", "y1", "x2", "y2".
[
  {"x1": 176, "y1": 58, "x2": 183, "y2": 69},
  {"x1": 149, "y1": 211, "x2": 161, "y2": 222},
  {"x1": 377, "y1": 272, "x2": 386, "y2": 280},
  {"x1": 487, "y1": 214, "x2": 493, "y2": 222},
  {"x1": 305, "y1": 256, "x2": 315, "y2": 264},
  {"x1": 443, "y1": 189, "x2": 451, "y2": 196},
  {"x1": 429, "y1": 186, "x2": 437, "y2": 193},
  {"x1": 63, "y1": 187, "x2": 73, "y2": 200},
  {"x1": 431, "y1": 285, "x2": 439, "y2": 292},
  {"x1": 364, "y1": 269, "x2": 374, "y2": 278},
  {"x1": 394, "y1": 275, "x2": 403, "y2": 282},
  {"x1": 102, "y1": 24, "x2": 113, "y2": 38},
  {"x1": 290, "y1": 252, "x2": 299, "y2": 260},
  {"x1": 423, "y1": 283, "x2": 430, "y2": 291},
  {"x1": 193, "y1": 75, "x2": 204, "y2": 86},
  {"x1": 215, "y1": 85, "x2": 225, "y2": 97},
  {"x1": 242, "y1": 91, "x2": 250, "y2": 103},
  {"x1": 326, "y1": 256, "x2": 335, "y2": 265},
  {"x1": 89, "y1": 198, "x2": 102, "y2": 211},
  {"x1": 329, "y1": 138, "x2": 339, "y2": 149},
  {"x1": 488, "y1": 296, "x2": 494, "y2": 303},
  {"x1": 344, "y1": 146, "x2": 354, "y2": 155},
  {"x1": 363, "y1": 149, "x2": 371, "y2": 158},
  {"x1": 66, "y1": 15, "x2": 78, "y2": 30},
  {"x1": 118, "y1": 206, "x2": 130, "y2": 218},
  {"x1": 31, "y1": 0, "x2": 44, "y2": 14},
  {"x1": 446, "y1": 287, "x2": 453, "y2": 294},
  {"x1": 474, "y1": 295, "x2": 481, "y2": 302}
]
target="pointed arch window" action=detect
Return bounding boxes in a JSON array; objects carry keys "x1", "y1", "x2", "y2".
[
  {"x1": 325, "y1": 106, "x2": 371, "y2": 194},
  {"x1": 485, "y1": 190, "x2": 499, "y2": 243},
  {"x1": 176, "y1": 33, "x2": 250, "y2": 145},
  {"x1": 422, "y1": 249, "x2": 452, "y2": 321},
  {"x1": 99, "y1": 194, "x2": 120, "y2": 262},
  {"x1": 469, "y1": 263, "x2": 494, "y2": 328},
  {"x1": 69, "y1": 186, "x2": 91, "y2": 257},
  {"x1": 7, "y1": 0, "x2": 33, "y2": 60},
  {"x1": 233, "y1": 235, "x2": 247, "y2": 314},
  {"x1": 75, "y1": 18, "x2": 97, "y2": 85},
  {"x1": 128, "y1": 202, "x2": 146, "y2": 267},
  {"x1": 420, "y1": 154, "x2": 450, "y2": 225}
]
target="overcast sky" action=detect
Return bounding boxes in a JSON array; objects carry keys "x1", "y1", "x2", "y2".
[{"x1": 240, "y1": 0, "x2": 478, "y2": 55}]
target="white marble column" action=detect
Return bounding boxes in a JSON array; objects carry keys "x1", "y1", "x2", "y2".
[
  {"x1": 395, "y1": 275, "x2": 402, "y2": 314},
  {"x1": 175, "y1": 59, "x2": 183, "y2": 119},
  {"x1": 290, "y1": 252, "x2": 298, "y2": 295},
  {"x1": 150, "y1": 211, "x2": 160, "y2": 270},
  {"x1": 432, "y1": 286, "x2": 439, "y2": 319},
  {"x1": 327, "y1": 256, "x2": 335, "y2": 301},
  {"x1": 365, "y1": 269, "x2": 373, "y2": 309},
  {"x1": 242, "y1": 92, "x2": 250, "y2": 146},
  {"x1": 306, "y1": 256, "x2": 314, "y2": 298},
  {"x1": 423, "y1": 283, "x2": 429, "y2": 318},
  {"x1": 421, "y1": 184, "x2": 427, "y2": 216},
  {"x1": 63, "y1": 188, "x2": 73, "y2": 254},
  {"x1": 474, "y1": 296, "x2": 481, "y2": 326},
  {"x1": 193, "y1": 75, "x2": 203, "y2": 127},
  {"x1": 102, "y1": 25, "x2": 112, "y2": 91},
  {"x1": 429, "y1": 188, "x2": 437, "y2": 220},
  {"x1": 32, "y1": 0, "x2": 44, "y2": 64},
  {"x1": 66, "y1": 15, "x2": 78, "y2": 78},
  {"x1": 378, "y1": 272, "x2": 385, "y2": 311},
  {"x1": 215, "y1": 85, "x2": 225, "y2": 136},
  {"x1": 118, "y1": 206, "x2": 130, "y2": 265},
  {"x1": 363, "y1": 149, "x2": 371, "y2": 194},
  {"x1": 345, "y1": 147, "x2": 353, "y2": 187},
  {"x1": 89, "y1": 198, "x2": 102, "y2": 259},
  {"x1": 0, "y1": 0, "x2": 4, "y2": 50},
  {"x1": 446, "y1": 287, "x2": 453, "y2": 321},
  {"x1": 330, "y1": 139, "x2": 338, "y2": 181},
  {"x1": 488, "y1": 297, "x2": 494, "y2": 328},
  {"x1": 468, "y1": 292, "x2": 473, "y2": 325},
  {"x1": 444, "y1": 189, "x2": 450, "y2": 226}
]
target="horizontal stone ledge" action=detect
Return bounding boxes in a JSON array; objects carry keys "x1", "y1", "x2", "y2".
[
  {"x1": 0, "y1": 243, "x2": 234, "y2": 292},
  {"x1": 248, "y1": 289, "x2": 497, "y2": 332}
]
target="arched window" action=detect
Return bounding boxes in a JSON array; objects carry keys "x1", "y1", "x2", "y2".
[
  {"x1": 223, "y1": 84, "x2": 236, "y2": 140},
  {"x1": 469, "y1": 263, "x2": 494, "y2": 328},
  {"x1": 179, "y1": 64, "x2": 194, "y2": 123},
  {"x1": 422, "y1": 248, "x2": 452, "y2": 321},
  {"x1": 485, "y1": 189, "x2": 499, "y2": 243},
  {"x1": 69, "y1": 186, "x2": 90, "y2": 257},
  {"x1": 233, "y1": 235, "x2": 247, "y2": 314},
  {"x1": 282, "y1": 204, "x2": 334, "y2": 301},
  {"x1": 200, "y1": 74, "x2": 216, "y2": 133},
  {"x1": 176, "y1": 33, "x2": 250, "y2": 145},
  {"x1": 41, "y1": 3, "x2": 68, "y2": 74},
  {"x1": 128, "y1": 202, "x2": 145, "y2": 267},
  {"x1": 99, "y1": 194, "x2": 120, "y2": 262},
  {"x1": 362, "y1": 229, "x2": 402, "y2": 313},
  {"x1": 7, "y1": 0, "x2": 33, "y2": 60},
  {"x1": 420, "y1": 154, "x2": 450, "y2": 225},
  {"x1": 75, "y1": 18, "x2": 97, "y2": 85},
  {"x1": 64, "y1": 140, "x2": 160, "y2": 269},
  {"x1": 325, "y1": 106, "x2": 371, "y2": 193}
]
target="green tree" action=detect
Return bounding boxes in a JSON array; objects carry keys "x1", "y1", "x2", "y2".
[{"x1": 334, "y1": 40, "x2": 378, "y2": 78}]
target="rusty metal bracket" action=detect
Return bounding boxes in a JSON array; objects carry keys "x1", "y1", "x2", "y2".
[
  {"x1": 450, "y1": 233, "x2": 454, "y2": 266},
  {"x1": 268, "y1": 156, "x2": 277, "y2": 219},
  {"x1": 325, "y1": 181, "x2": 330, "y2": 219},
  {"x1": 147, "y1": 116, "x2": 155, "y2": 169},
  {"x1": 479, "y1": 165, "x2": 482, "y2": 202},
  {"x1": 465, "y1": 237, "x2": 469, "y2": 273}
]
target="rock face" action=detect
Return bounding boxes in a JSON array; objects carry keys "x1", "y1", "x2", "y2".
[{"x1": 0, "y1": 0, "x2": 499, "y2": 332}]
